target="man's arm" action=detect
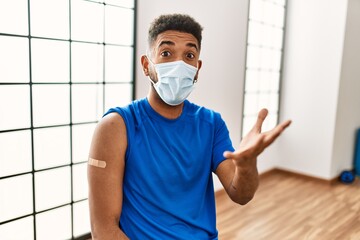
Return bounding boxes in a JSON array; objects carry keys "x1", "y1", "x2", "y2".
[
  {"x1": 88, "y1": 113, "x2": 129, "y2": 239},
  {"x1": 216, "y1": 109, "x2": 291, "y2": 205}
]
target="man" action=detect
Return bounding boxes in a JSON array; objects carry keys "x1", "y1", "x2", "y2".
[{"x1": 88, "y1": 14, "x2": 291, "y2": 239}]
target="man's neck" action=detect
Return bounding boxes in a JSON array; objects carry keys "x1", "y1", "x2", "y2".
[{"x1": 147, "y1": 91, "x2": 184, "y2": 119}]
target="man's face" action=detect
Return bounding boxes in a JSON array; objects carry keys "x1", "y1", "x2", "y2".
[{"x1": 144, "y1": 30, "x2": 202, "y2": 82}]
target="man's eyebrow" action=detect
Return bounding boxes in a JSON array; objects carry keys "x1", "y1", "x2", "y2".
[
  {"x1": 186, "y1": 42, "x2": 199, "y2": 52},
  {"x1": 157, "y1": 40, "x2": 199, "y2": 52},
  {"x1": 158, "y1": 40, "x2": 175, "y2": 48}
]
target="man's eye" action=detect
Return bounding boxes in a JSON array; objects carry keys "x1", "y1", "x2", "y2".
[
  {"x1": 187, "y1": 53, "x2": 195, "y2": 59},
  {"x1": 161, "y1": 51, "x2": 171, "y2": 57}
]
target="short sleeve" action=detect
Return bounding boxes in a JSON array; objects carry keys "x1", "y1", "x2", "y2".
[
  {"x1": 102, "y1": 106, "x2": 133, "y2": 160},
  {"x1": 211, "y1": 113, "x2": 235, "y2": 172}
]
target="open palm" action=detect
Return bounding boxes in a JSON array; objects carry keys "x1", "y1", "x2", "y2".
[{"x1": 224, "y1": 108, "x2": 292, "y2": 167}]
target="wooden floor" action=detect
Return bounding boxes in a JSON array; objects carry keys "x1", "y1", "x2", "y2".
[{"x1": 216, "y1": 169, "x2": 360, "y2": 240}]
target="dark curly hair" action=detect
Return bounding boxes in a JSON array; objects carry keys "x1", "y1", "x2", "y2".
[{"x1": 148, "y1": 14, "x2": 203, "y2": 50}]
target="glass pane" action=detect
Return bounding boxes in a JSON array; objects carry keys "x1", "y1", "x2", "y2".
[
  {"x1": 72, "y1": 123, "x2": 96, "y2": 163},
  {"x1": 73, "y1": 163, "x2": 88, "y2": 201},
  {"x1": 258, "y1": 93, "x2": 270, "y2": 111},
  {"x1": 71, "y1": 42, "x2": 103, "y2": 83},
  {"x1": 246, "y1": 45, "x2": 261, "y2": 69},
  {"x1": 265, "y1": 3, "x2": 285, "y2": 28},
  {"x1": 105, "y1": 0, "x2": 134, "y2": 8},
  {"x1": 260, "y1": 48, "x2": 282, "y2": 71},
  {"x1": 273, "y1": 50, "x2": 282, "y2": 71},
  {"x1": 262, "y1": 113, "x2": 278, "y2": 132},
  {"x1": 0, "y1": 174, "x2": 33, "y2": 222},
  {"x1": 259, "y1": 48, "x2": 270, "y2": 70},
  {"x1": 105, "y1": 45, "x2": 133, "y2": 82},
  {"x1": 0, "y1": 130, "x2": 32, "y2": 177},
  {"x1": 105, "y1": 6, "x2": 134, "y2": 45},
  {"x1": 247, "y1": 21, "x2": 263, "y2": 46},
  {"x1": 264, "y1": 26, "x2": 283, "y2": 49},
  {"x1": 242, "y1": 116, "x2": 257, "y2": 137},
  {"x1": 31, "y1": 39, "x2": 69, "y2": 83},
  {"x1": 269, "y1": 71, "x2": 280, "y2": 91},
  {"x1": 0, "y1": 216, "x2": 34, "y2": 240},
  {"x1": 72, "y1": 84, "x2": 103, "y2": 123},
  {"x1": 30, "y1": 0, "x2": 69, "y2": 39},
  {"x1": 273, "y1": 0, "x2": 286, "y2": 6},
  {"x1": 269, "y1": 92, "x2": 279, "y2": 112},
  {"x1": 105, "y1": 83, "x2": 132, "y2": 110},
  {"x1": 243, "y1": 93, "x2": 258, "y2": 116},
  {"x1": 249, "y1": 0, "x2": 264, "y2": 22},
  {"x1": 245, "y1": 69, "x2": 259, "y2": 92},
  {"x1": 34, "y1": 126, "x2": 71, "y2": 170},
  {"x1": 0, "y1": 85, "x2": 31, "y2": 130},
  {"x1": 73, "y1": 200, "x2": 91, "y2": 237},
  {"x1": 259, "y1": 71, "x2": 271, "y2": 92},
  {"x1": 32, "y1": 84, "x2": 70, "y2": 127},
  {"x1": 71, "y1": 0, "x2": 104, "y2": 43},
  {"x1": 35, "y1": 167, "x2": 71, "y2": 211},
  {"x1": 36, "y1": 206, "x2": 71, "y2": 240},
  {"x1": 0, "y1": 0, "x2": 28, "y2": 35},
  {"x1": 259, "y1": 49, "x2": 281, "y2": 71},
  {"x1": 0, "y1": 36, "x2": 29, "y2": 83}
]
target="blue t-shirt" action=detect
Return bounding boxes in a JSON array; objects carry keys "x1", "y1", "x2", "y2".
[{"x1": 104, "y1": 98, "x2": 234, "y2": 240}]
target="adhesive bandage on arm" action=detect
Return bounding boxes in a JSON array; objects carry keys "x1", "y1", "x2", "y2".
[{"x1": 88, "y1": 158, "x2": 107, "y2": 168}]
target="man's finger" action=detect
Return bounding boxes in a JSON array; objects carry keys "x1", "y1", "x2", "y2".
[
  {"x1": 264, "y1": 119, "x2": 292, "y2": 147},
  {"x1": 251, "y1": 108, "x2": 268, "y2": 133}
]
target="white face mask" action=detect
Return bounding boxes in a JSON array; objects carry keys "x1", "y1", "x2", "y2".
[{"x1": 148, "y1": 59, "x2": 198, "y2": 106}]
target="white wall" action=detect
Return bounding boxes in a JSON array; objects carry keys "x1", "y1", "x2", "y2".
[
  {"x1": 135, "y1": 0, "x2": 258, "y2": 190},
  {"x1": 331, "y1": 0, "x2": 360, "y2": 177},
  {"x1": 262, "y1": 0, "x2": 360, "y2": 180},
  {"x1": 272, "y1": 0, "x2": 349, "y2": 179}
]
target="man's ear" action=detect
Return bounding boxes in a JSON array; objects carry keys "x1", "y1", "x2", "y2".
[
  {"x1": 141, "y1": 55, "x2": 150, "y2": 76},
  {"x1": 194, "y1": 60, "x2": 202, "y2": 81}
]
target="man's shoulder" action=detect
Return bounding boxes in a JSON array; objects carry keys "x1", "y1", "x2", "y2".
[
  {"x1": 95, "y1": 112, "x2": 127, "y2": 144},
  {"x1": 103, "y1": 98, "x2": 146, "y2": 117},
  {"x1": 186, "y1": 100, "x2": 222, "y2": 121}
]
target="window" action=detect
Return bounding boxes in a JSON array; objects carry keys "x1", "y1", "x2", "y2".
[
  {"x1": 242, "y1": 0, "x2": 286, "y2": 136},
  {"x1": 0, "y1": 0, "x2": 136, "y2": 239}
]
